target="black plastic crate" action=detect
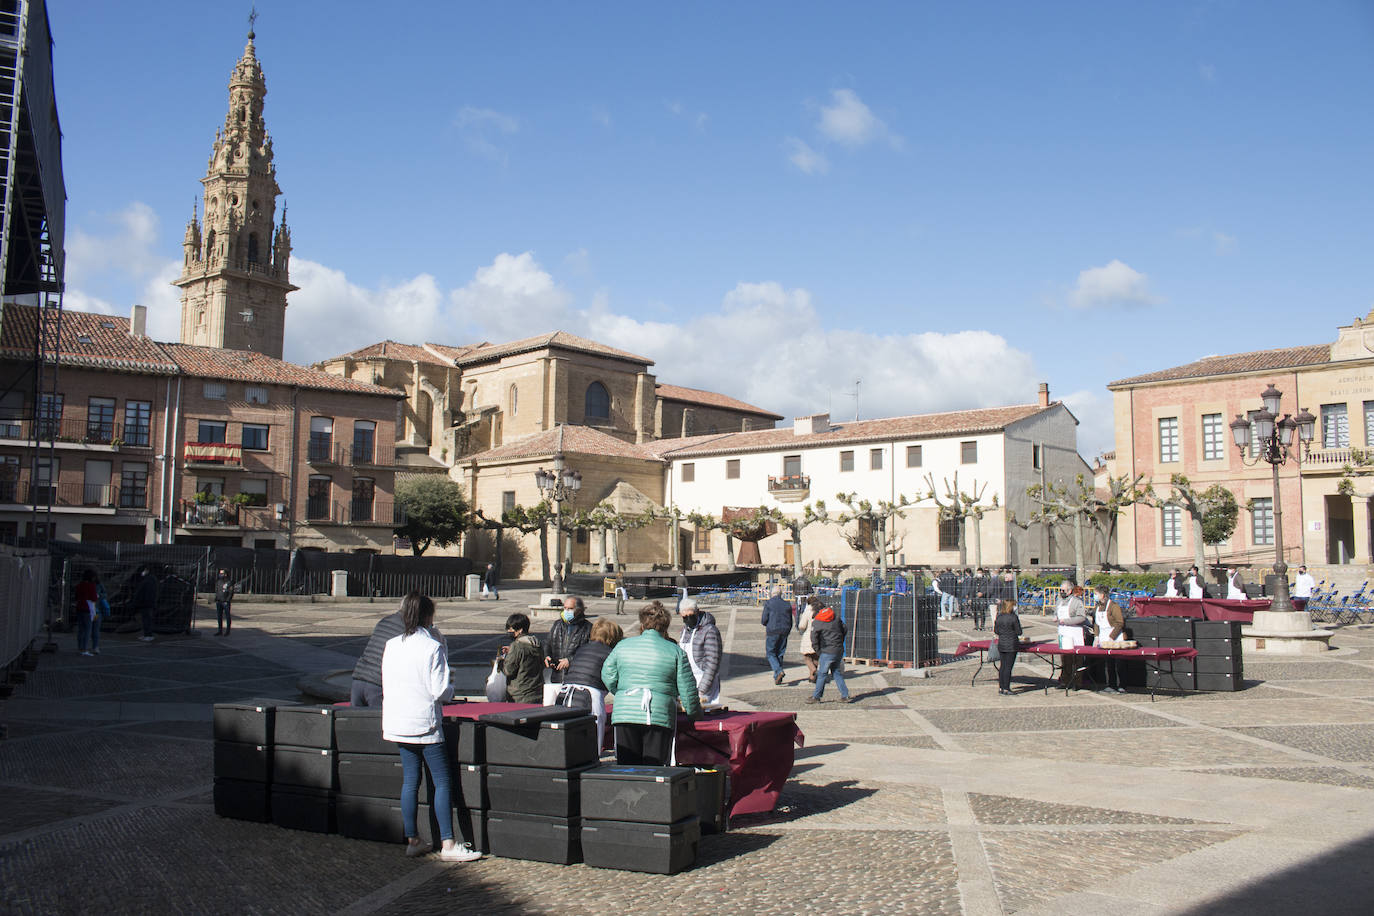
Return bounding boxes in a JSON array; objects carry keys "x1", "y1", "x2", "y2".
[
  {"x1": 336, "y1": 794, "x2": 439, "y2": 846},
  {"x1": 214, "y1": 778, "x2": 270, "y2": 822},
  {"x1": 1159, "y1": 636, "x2": 1196, "y2": 648},
  {"x1": 1151, "y1": 617, "x2": 1196, "y2": 638},
  {"x1": 487, "y1": 764, "x2": 596, "y2": 818},
  {"x1": 338, "y1": 752, "x2": 430, "y2": 803},
  {"x1": 1194, "y1": 654, "x2": 1243, "y2": 674},
  {"x1": 1193, "y1": 620, "x2": 1244, "y2": 640},
  {"x1": 273, "y1": 746, "x2": 337, "y2": 790},
  {"x1": 213, "y1": 701, "x2": 278, "y2": 745},
  {"x1": 214, "y1": 741, "x2": 271, "y2": 783},
  {"x1": 1195, "y1": 671, "x2": 1241, "y2": 692},
  {"x1": 692, "y1": 766, "x2": 728, "y2": 834},
  {"x1": 1125, "y1": 616, "x2": 1157, "y2": 637},
  {"x1": 481, "y1": 715, "x2": 598, "y2": 769},
  {"x1": 459, "y1": 764, "x2": 487, "y2": 810},
  {"x1": 334, "y1": 707, "x2": 389, "y2": 755},
  {"x1": 445, "y1": 718, "x2": 485, "y2": 765},
  {"x1": 486, "y1": 811, "x2": 581, "y2": 865},
  {"x1": 271, "y1": 785, "x2": 335, "y2": 833},
  {"x1": 1194, "y1": 637, "x2": 1243, "y2": 658},
  {"x1": 274, "y1": 705, "x2": 336, "y2": 749},
  {"x1": 581, "y1": 816, "x2": 700, "y2": 874},
  {"x1": 581, "y1": 766, "x2": 697, "y2": 824},
  {"x1": 1147, "y1": 667, "x2": 1196, "y2": 691}
]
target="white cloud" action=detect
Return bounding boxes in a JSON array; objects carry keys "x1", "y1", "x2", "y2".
[
  {"x1": 283, "y1": 261, "x2": 446, "y2": 364},
  {"x1": 450, "y1": 252, "x2": 573, "y2": 341},
  {"x1": 1059, "y1": 388, "x2": 1115, "y2": 462},
  {"x1": 1068, "y1": 259, "x2": 1158, "y2": 309},
  {"x1": 817, "y1": 89, "x2": 899, "y2": 149},
  {"x1": 65, "y1": 202, "x2": 169, "y2": 289},
  {"x1": 455, "y1": 105, "x2": 519, "y2": 162},
  {"x1": 785, "y1": 137, "x2": 829, "y2": 175}
]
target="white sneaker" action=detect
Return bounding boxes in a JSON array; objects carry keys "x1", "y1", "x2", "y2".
[
  {"x1": 80, "y1": 650, "x2": 93, "y2": 657},
  {"x1": 138, "y1": 636, "x2": 154, "y2": 642},
  {"x1": 438, "y1": 843, "x2": 481, "y2": 863}
]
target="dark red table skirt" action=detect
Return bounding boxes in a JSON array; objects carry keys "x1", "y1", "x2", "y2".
[
  {"x1": 673, "y1": 710, "x2": 804, "y2": 817},
  {"x1": 1131, "y1": 597, "x2": 1269, "y2": 623}
]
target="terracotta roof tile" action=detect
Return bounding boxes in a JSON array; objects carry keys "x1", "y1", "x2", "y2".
[
  {"x1": 455, "y1": 331, "x2": 652, "y2": 367},
  {"x1": 0, "y1": 305, "x2": 178, "y2": 373},
  {"x1": 470, "y1": 425, "x2": 666, "y2": 463},
  {"x1": 325, "y1": 340, "x2": 451, "y2": 366},
  {"x1": 161, "y1": 343, "x2": 404, "y2": 398},
  {"x1": 423, "y1": 342, "x2": 487, "y2": 363},
  {"x1": 645, "y1": 402, "x2": 1057, "y2": 458},
  {"x1": 1108, "y1": 344, "x2": 1332, "y2": 388},
  {"x1": 654, "y1": 383, "x2": 782, "y2": 419}
]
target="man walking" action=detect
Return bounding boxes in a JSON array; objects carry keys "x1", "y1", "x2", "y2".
[
  {"x1": 483, "y1": 562, "x2": 500, "y2": 601},
  {"x1": 133, "y1": 566, "x2": 159, "y2": 642},
  {"x1": 761, "y1": 586, "x2": 793, "y2": 685}
]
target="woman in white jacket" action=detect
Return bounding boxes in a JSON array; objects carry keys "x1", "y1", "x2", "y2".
[{"x1": 381, "y1": 592, "x2": 480, "y2": 862}]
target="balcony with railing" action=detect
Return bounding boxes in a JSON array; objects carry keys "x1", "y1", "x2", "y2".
[
  {"x1": 184, "y1": 441, "x2": 244, "y2": 468},
  {"x1": 307, "y1": 435, "x2": 340, "y2": 465},
  {"x1": 767, "y1": 473, "x2": 811, "y2": 502},
  {"x1": 344, "y1": 441, "x2": 396, "y2": 467},
  {"x1": 175, "y1": 497, "x2": 280, "y2": 531},
  {"x1": 0, "y1": 416, "x2": 152, "y2": 449},
  {"x1": 299, "y1": 499, "x2": 405, "y2": 527},
  {"x1": 0, "y1": 478, "x2": 145, "y2": 511}
]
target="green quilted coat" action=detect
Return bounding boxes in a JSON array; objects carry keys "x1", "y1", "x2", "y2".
[{"x1": 602, "y1": 629, "x2": 703, "y2": 729}]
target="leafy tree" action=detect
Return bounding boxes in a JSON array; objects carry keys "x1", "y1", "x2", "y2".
[
  {"x1": 1199, "y1": 485, "x2": 1239, "y2": 566},
  {"x1": 923, "y1": 472, "x2": 995, "y2": 567},
  {"x1": 1147, "y1": 474, "x2": 1238, "y2": 573},
  {"x1": 394, "y1": 475, "x2": 469, "y2": 556}
]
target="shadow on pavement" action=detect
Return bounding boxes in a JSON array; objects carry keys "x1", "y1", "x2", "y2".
[{"x1": 1179, "y1": 828, "x2": 1374, "y2": 915}]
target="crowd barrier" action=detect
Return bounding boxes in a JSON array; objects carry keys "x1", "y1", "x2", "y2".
[{"x1": 1, "y1": 547, "x2": 51, "y2": 675}]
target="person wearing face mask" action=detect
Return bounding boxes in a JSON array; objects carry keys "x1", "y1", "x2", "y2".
[
  {"x1": 677, "y1": 597, "x2": 722, "y2": 706},
  {"x1": 1054, "y1": 579, "x2": 1089, "y2": 688},
  {"x1": 545, "y1": 597, "x2": 592, "y2": 685}
]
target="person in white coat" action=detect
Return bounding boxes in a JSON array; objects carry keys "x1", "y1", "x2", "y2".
[
  {"x1": 797, "y1": 596, "x2": 820, "y2": 683},
  {"x1": 381, "y1": 592, "x2": 480, "y2": 863}
]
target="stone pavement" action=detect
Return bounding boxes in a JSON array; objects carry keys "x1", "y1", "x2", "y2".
[{"x1": 5, "y1": 591, "x2": 1374, "y2": 914}]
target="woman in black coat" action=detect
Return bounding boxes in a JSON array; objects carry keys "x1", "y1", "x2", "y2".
[{"x1": 992, "y1": 599, "x2": 1023, "y2": 695}]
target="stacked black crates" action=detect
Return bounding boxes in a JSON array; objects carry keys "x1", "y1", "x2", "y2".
[
  {"x1": 334, "y1": 706, "x2": 441, "y2": 847},
  {"x1": 271, "y1": 705, "x2": 338, "y2": 833},
  {"x1": 213, "y1": 700, "x2": 277, "y2": 822},
  {"x1": 1127, "y1": 616, "x2": 1243, "y2": 692},
  {"x1": 581, "y1": 766, "x2": 700, "y2": 874},
  {"x1": 479, "y1": 707, "x2": 598, "y2": 865}
]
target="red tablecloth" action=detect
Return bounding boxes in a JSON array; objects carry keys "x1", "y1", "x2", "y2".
[
  {"x1": 439, "y1": 701, "x2": 539, "y2": 719},
  {"x1": 1131, "y1": 597, "x2": 1269, "y2": 622},
  {"x1": 953, "y1": 639, "x2": 1197, "y2": 661},
  {"x1": 673, "y1": 710, "x2": 803, "y2": 817}
]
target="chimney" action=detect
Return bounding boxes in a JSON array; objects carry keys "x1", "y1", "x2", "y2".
[
  {"x1": 1037, "y1": 382, "x2": 1050, "y2": 407},
  {"x1": 130, "y1": 304, "x2": 147, "y2": 338},
  {"x1": 795, "y1": 413, "x2": 830, "y2": 435}
]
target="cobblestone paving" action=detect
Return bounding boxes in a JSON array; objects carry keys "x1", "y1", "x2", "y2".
[
  {"x1": 375, "y1": 829, "x2": 961, "y2": 916},
  {"x1": 920, "y1": 705, "x2": 1180, "y2": 734},
  {"x1": 1164, "y1": 697, "x2": 1374, "y2": 726},
  {"x1": 828, "y1": 734, "x2": 941, "y2": 749},
  {"x1": 1244, "y1": 661, "x2": 1374, "y2": 680},
  {"x1": 0, "y1": 730, "x2": 211, "y2": 797},
  {"x1": 793, "y1": 709, "x2": 917, "y2": 736},
  {"x1": 1227, "y1": 723, "x2": 1374, "y2": 763},
  {"x1": 1186, "y1": 765, "x2": 1374, "y2": 790},
  {"x1": 0, "y1": 785, "x2": 125, "y2": 835},
  {"x1": 956, "y1": 727, "x2": 1301, "y2": 768},
  {"x1": 746, "y1": 778, "x2": 947, "y2": 827},
  {"x1": 980, "y1": 828, "x2": 1245, "y2": 913},
  {"x1": 731, "y1": 687, "x2": 902, "y2": 711},
  {"x1": 967, "y1": 793, "x2": 1209, "y2": 825}
]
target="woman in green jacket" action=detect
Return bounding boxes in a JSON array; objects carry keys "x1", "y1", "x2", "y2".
[{"x1": 602, "y1": 601, "x2": 703, "y2": 765}]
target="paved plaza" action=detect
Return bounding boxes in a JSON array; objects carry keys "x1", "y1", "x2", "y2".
[{"x1": 4, "y1": 591, "x2": 1374, "y2": 914}]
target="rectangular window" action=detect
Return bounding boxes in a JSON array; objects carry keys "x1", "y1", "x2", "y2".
[
  {"x1": 309, "y1": 417, "x2": 334, "y2": 462},
  {"x1": 198, "y1": 420, "x2": 227, "y2": 444},
  {"x1": 1161, "y1": 505, "x2": 1182, "y2": 547},
  {"x1": 681, "y1": 462, "x2": 695, "y2": 482},
  {"x1": 0, "y1": 391, "x2": 22, "y2": 439},
  {"x1": 1032, "y1": 444, "x2": 1042, "y2": 470},
  {"x1": 241, "y1": 423, "x2": 269, "y2": 451},
  {"x1": 1365, "y1": 400, "x2": 1374, "y2": 447},
  {"x1": 783, "y1": 454, "x2": 802, "y2": 477},
  {"x1": 87, "y1": 397, "x2": 116, "y2": 444},
  {"x1": 1251, "y1": 497, "x2": 1274, "y2": 545},
  {"x1": 906, "y1": 445, "x2": 922, "y2": 468},
  {"x1": 726, "y1": 459, "x2": 740, "y2": 479},
  {"x1": 938, "y1": 517, "x2": 961, "y2": 551},
  {"x1": 694, "y1": 525, "x2": 711, "y2": 553},
  {"x1": 0, "y1": 455, "x2": 18, "y2": 502},
  {"x1": 83, "y1": 459, "x2": 113, "y2": 506},
  {"x1": 854, "y1": 518, "x2": 875, "y2": 551},
  {"x1": 124, "y1": 400, "x2": 151, "y2": 447},
  {"x1": 870, "y1": 448, "x2": 883, "y2": 471},
  {"x1": 502, "y1": 490, "x2": 516, "y2": 515},
  {"x1": 1247, "y1": 409, "x2": 1263, "y2": 458},
  {"x1": 244, "y1": 385, "x2": 269, "y2": 405},
  {"x1": 1202, "y1": 413, "x2": 1224, "y2": 461},
  {"x1": 839, "y1": 450, "x2": 854, "y2": 472},
  {"x1": 307, "y1": 475, "x2": 331, "y2": 520},
  {"x1": 33, "y1": 456, "x2": 59, "y2": 504},
  {"x1": 1322, "y1": 403, "x2": 1349, "y2": 449},
  {"x1": 203, "y1": 382, "x2": 227, "y2": 400},
  {"x1": 352, "y1": 421, "x2": 376, "y2": 464},
  {"x1": 351, "y1": 477, "x2": 375, "y2": 523},
  {"x1": 1158, "y1": 417, "x2": 1179, "y2": 463},
  {"x1": 961, "y1": 440, "x2": 977, "y2": 464},
  {"x1": 118, "y1": 462, "x2": 148, "y2": 508},
  {"x1": 195, "y1": 478, "x2": 225, "y2": 499},
  {"x1": 239, "y1": 478, "x2": 268, "y2": 508},
  {"x1": 37, "y1": 393, "x2": 62, "y2": 439}
]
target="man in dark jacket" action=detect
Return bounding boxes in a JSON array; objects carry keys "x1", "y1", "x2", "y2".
[
  {"x1": 213, "y1": 569, "x2": 235, "y2": 637},
  {"x1": 133, "y1": 566, "x2": 159, "y2": 642},
  {"x1": 678, "y1": 598, "x2": 722, "y2": 704},
  {"x1": 806, "y1": 603, "x2": 850, "y2": 703},
  {"x1": 483, "y1": 562, "x2": 500, "y2": 600},
  {"x1": 350, "y1": 609, "x2": 405, "y2": 706},
  {"x1": 760, "y1": 587, "x2": 793, "y2": 685},
  {"x1": 545, "y1": 597, "x2": 591, "y2": 684},
  {"x1": 501, "y1": 613, "x2": 544, "y2": 703}
]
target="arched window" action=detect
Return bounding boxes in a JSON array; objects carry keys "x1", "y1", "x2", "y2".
[
  {"x1": 585, "y1": 382, "x2": 610, "y2": 421},
  {"x1": 508, "y1": 383, "x2": 518, "y2": 417}
]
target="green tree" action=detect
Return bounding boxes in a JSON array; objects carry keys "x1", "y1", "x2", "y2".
[
  {"x1": 394, "y1": 475, "x2": 470, "y2": 556},
  {"x1": 1199, "y1": 485, "x2": 1240, "y2": 566},
  {"x1": 1147, "y1": 474, "x2": 1237, "y2": 573}
]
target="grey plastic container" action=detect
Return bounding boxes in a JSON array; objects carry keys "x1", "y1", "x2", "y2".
[
  {"x1": 486, "y1": 811, "x2": 581, "y2": 864},
  {"x1": 458, "y1": 763, "x2": 487, "y2": 810},
  {"x1": 334, "y1": 707, "x2": 389, "y2": 755},
  {"x1": 274, "y1": 705, "x2": 336, "y2": 749},
  {"x1": 212, "y1": 701, "x2": 279, "y2": 745},
  {"x1": 482, "y1": 715, "x2": 598, "y2": 769},
  {"x1": 580, "y1": 765, "x2": 697, "y2": 824},
  {"x1": 214, "y1": 741, "x2": 271, "y2": 783},
  {"x1": 338, "y1": 752, "x2": 429, "y2": 803},
  {"x1": 336, "y1": 794, "x2": 439, "y2": 846},
  {"x1": 270, "y1": 784, "x2": 335, "y2": 834},
  {"x1": 272, "y1": 745, "x2": 337, "y2": 790},
  {"x1": 581, "y1": 816, "x2": 700, "y2": 874},
  {"x1": 487, "y1": 763, "x2": 596, "y2": 818}
]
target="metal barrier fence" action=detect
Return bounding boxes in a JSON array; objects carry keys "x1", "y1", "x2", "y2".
[
  {"x1": 2, "y1": 547, "x2": 52, "y2": 672},
  {"x1": 836, "y1": 588, "x2": 940, "y2": 668}
]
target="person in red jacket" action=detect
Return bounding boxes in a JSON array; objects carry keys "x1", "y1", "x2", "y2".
[{"x1": 73, "y1": 568, "x2": 101, "y2": 657}]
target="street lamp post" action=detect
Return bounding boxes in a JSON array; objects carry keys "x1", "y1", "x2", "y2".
[
  {"x1": 535, "y1": 455, "x2": 581, "y2": 595},
  {"x1": 1228, "y1": 384, "x2": 1316, "y2": 613}
]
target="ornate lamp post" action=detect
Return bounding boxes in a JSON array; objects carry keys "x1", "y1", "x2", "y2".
[
  {"x1": 1228, "y1": 384, "x2": 1316, "y2": 613},
  {"x1": 535, "y1": 456, "x2": 582, "y2": 595}
]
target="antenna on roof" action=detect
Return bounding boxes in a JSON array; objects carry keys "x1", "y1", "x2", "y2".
[{"x1": 843, "y1": 378, "x2": 861, "y2": 421}]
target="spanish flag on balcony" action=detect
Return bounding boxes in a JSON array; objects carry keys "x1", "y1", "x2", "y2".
[{"x1": 185, "y1": 442, "x2": 241, "y2": 463}]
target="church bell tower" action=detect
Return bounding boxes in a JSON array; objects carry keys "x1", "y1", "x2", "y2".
[{"x1": 175, "y1": 20, "x2": 296, "y2": 359}]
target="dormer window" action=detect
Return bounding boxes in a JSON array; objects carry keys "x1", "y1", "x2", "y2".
[{"x1": 76, "y1": 335, "x2": 92, "y2": 345}]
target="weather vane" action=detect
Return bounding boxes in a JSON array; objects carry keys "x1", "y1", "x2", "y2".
[{"x1": 248, "y1": 7, "x2": 257, "y2": 37}]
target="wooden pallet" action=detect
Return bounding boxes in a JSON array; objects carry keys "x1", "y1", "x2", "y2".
[{"x1": 843, "y1": 657, "x2": 914, "y2": 669}]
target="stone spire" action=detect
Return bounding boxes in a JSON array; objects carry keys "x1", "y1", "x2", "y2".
[{"x1": 174, "y1": 17, "x2": 297, "y2": 358}]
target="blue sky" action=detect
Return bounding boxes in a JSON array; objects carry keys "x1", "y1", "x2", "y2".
[{"x1": 49, "y1": 1, "x2": 1374, "y2": 458}]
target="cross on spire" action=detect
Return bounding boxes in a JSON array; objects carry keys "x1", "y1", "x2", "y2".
[{"x1": 248, "y1": 7, "x2": 257, "y2": 39}]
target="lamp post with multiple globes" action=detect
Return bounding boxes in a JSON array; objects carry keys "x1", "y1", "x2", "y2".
[{"x1": 535, "y1": 456, "x2": 582, "y2": 595}]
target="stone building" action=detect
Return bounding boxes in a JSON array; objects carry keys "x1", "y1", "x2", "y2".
[{"x1": 1109, "y1": 309, "x2": 1374, "y2": 570}]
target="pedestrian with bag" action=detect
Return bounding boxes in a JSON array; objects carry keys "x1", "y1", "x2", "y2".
[
  {"x1": 991, "y1": 599, "x2": 1023, "y2": 695},
  {"x1": 132, "y1": 565, "x2": 159, "y2": 643},
  {"x1": 482, "y1": 562, "x2": 500, "y2": 600},
  {"x1": 381, "y1": 592, "x2": 480, "y2": 863},
  {"x1": 73, "y1": 568, "x2": 102, "y2": 657},
  {"x1": 500, "y1": 613, "x2": 544, "y2": 703}
]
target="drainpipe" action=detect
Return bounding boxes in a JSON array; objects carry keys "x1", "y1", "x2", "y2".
[
  {"x1": 287, "y1": 386, "x2": 299, "y2": 551},
  {"x1": 165, "y1": 376, "x2": 183, "y2": 543}
]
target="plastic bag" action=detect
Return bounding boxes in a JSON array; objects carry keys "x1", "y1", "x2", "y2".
[
  {"x1": 485, "y1": 657, "x2": 508, "y2": 702},
  {"x1": 986, "y1": 640, "x2": 1001, "y2": 664}
]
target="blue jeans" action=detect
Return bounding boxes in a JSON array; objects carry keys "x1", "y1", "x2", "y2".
[
  {"x1": 813, "y1": 652, "x2": 849, "y2": 700},
  {"x1": 940, "y1": 593, "x2": 955, "y2": 619},
  {"x1": 765, "y1": 631, "x2": 789, "y2": 677},
  {"x1": 77, "y1": 612, "x2": 99, "y2": 652},
  {"x1": 397, "y1": 741, "x2": 453, "y2": 843}
]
